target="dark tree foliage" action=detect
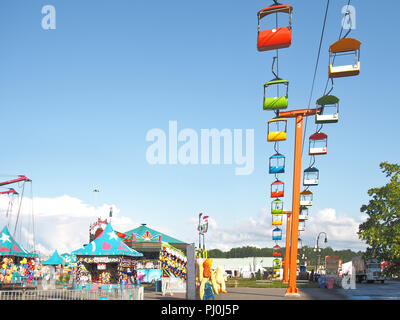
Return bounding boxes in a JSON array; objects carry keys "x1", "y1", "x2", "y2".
[
  {"x1": 358, "y1": 162, "x2": 400, "y2": 275},
  {"x1": 208, "y1": 245, "x2": 362, "y2": 266}
]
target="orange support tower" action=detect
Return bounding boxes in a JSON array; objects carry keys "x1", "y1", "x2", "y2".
[
  {"x1": 282, "y1": 211, "x2": 291, "y2": 283},
  {"x1": 278, "y1": 108, "x2": 320, "y2": 295}
]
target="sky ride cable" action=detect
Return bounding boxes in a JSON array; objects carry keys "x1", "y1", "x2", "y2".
[
  {"x1": 318, "y1": 0, "x2": 352, "y2": 154},
  {"x1": 301, "y1": 0, "x2": 331, "y2": 158},
  {"x1": 323, "y1": 0, "x2": 352, "y2": 96},
  {"x1": 13, "y1": 181, "x2": 25, "y2": 238},
  {"x1": 30, "y1": 181, "x2": 36, "y2": 254}
]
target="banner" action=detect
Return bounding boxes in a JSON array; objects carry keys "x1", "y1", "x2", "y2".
[
  {"x1": 325, "y1": 256, "x2": 340, "y2": 276},
  {"x1": 197, "y1": 215, "x2": 209, "y2": 234}
]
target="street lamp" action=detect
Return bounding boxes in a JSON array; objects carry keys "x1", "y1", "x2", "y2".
[{"x1": 314, "y1": 232, "x2": 328, "y2": 274}]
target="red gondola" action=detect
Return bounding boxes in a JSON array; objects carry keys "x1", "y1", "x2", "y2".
[
  {"x1": 257, "y1": 4, "x2": 293, "y2": 52},
  {"x1": 271, "y1": 180, "x2": 284, "y2": 198},
  {"x1": 309, "y1": 132, "x2": 328, "y2": 155},
  {"x1": 273, "y1": 245, "x2": 282, "y2": 257}
]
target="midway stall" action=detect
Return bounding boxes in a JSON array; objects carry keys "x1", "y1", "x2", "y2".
[
  {"x1": 119, "y1": 224, "x2": 187, "y2": 283},
  {"x1": 159, "y1": 241, "x2": 187, "y2": 295},
  {"x1": 73, "y1": 223, "x2": 143, "y2": 291},
  {"x1": 0, "y1": 226, "x2": 38, "y2": 287},
  {"x1": 41, "y1": 250, "x2": 69, "y2": 289}
]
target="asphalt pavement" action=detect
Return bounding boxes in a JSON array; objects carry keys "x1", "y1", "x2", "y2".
[
  {"x1": 145, "y1": 280, "x2": 400, "y2": 300},
  {"x1": 337, "y1": 280, "x2": 400, "y2": 300}
]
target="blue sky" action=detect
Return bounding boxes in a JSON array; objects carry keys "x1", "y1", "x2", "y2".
[{"x1": 0, "y1": 0, "x2": 399, "y2": 254}]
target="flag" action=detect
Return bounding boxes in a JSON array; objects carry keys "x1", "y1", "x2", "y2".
[
  {"x1": 109, "y1": 207, "x2": 113, "y2": 217},
  {"x1": 200, "y1": 216, "x2": 209, "y2": 234}
]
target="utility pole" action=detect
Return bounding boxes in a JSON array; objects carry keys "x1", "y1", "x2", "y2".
[{"x1": 314, "y1": 232, "x2": 328, "y2": 274}]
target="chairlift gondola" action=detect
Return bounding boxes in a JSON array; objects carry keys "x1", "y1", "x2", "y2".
[
  {"x1": 267, "y1": 118, "x2": 287, "y2": 142},
  {"x1": 299, "y1": 206, "x2": 309, "y2": 221},
  {"x1": 316, "y1": 95, "x2": 339, "y2": 124},
  {"x1": 303, "y1": 167, "x2": 319, "y2": 186},
  {"x1": 309, "y1": 132, "x2": 328, "y2": 155},
  {"x1": 273, "y1": 245, "x2": 282, "y2": 257},
  {"x1": 271, "y1": 199, "x2": 283, "y2": 215},
  {"x1": 272, "y1": 213, "x2": 283, "y2": 226},
  {"x1": 271, "y1": 180, "x2": 284, "y2": 198},
  {"x1": 269, "y1": 154, "x2": 285, "y2": 174},
  {"x1": 298, "y1": 220, "x2": 306, "y2": 232},
  {"x1": 300, "y1": 190, "x2": 313, "y2": 206},
  {"x1": 264, "y1": 79, "x2": 289, "y2": 110},
  {"x1": 329, "y1": 38, "x2": 361, "y2": 78},
  {"x1": 273, "y1": 258, "x2": 281, "y2": 270},
  {"x1": 257, "y1": 4, "x2": 293, "y2": 52},
  {"x1": 272, "y1": 227, "x2": 282, "y2": 241}
]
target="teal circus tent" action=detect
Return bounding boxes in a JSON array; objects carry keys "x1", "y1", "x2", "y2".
[
  {"x1": 122, "y1": 224, "x2": 186, "y2": 245},
  {"x1": 0, "y1": 225, "x2": 35, "y2": 258},
  {"x1": 74, "y1": 223, "x2": 143, "y2": 257},
  {"x1": 61, "y1": 253, "x2": 77, "y2": 264},
  {"x1": 42, "y1": 250, "x2": 67, "y2": 266}
]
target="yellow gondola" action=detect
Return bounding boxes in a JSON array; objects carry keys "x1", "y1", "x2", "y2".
[{"x1": 267, "y1": 118, "x2": 287, "y2": 142}]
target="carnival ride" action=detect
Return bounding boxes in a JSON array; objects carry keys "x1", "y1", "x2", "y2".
[
  {"x1": 0, "y1": 175, "x2": 35, "y2": 255},
  {"x1": 258, "y1": 0, "x2": 361, "y2": 294}
]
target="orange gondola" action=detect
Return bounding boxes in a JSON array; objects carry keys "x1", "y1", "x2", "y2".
[{"x1": 329, "y1": 38, "x2": 361, "y2": 78}]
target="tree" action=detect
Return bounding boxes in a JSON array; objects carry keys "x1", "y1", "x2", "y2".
[{"x1": 358, "y1": 162, "x2": 400, "y2": 275}]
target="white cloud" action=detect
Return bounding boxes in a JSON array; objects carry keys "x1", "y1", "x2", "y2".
[
  {"x1": 0, "y1": 194, "x2": 141, "y2": 257},
  {"x1": 187, "y1": 207, "x2": 368, "y2": 252},
  {"x1": 0, "y1": 193, "x2": 368, "y2": 257}
]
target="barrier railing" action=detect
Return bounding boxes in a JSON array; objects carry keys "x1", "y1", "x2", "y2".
[{"x1": 0, "y1": 287, "x2": 144, "y2": 300}]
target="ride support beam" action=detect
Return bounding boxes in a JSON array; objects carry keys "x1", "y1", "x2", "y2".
[{"x1": 282, "y1": 211, "x2": 292, "y2": 283}]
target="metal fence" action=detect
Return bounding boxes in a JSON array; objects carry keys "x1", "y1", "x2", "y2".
[{"x1": 0, "y1": 286, "x2": 144, "y2": 300}]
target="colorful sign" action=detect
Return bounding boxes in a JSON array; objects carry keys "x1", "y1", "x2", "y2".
[{"x1": 325, "y1": 256, "x2": 340, "y2": 276}]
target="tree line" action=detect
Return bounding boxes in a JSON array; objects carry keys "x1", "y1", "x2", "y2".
[{"x1": 207, "y1": 245, "x2": 363, "y2": 264}]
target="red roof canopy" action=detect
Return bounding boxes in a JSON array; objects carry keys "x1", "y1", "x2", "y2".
[{"x1": 309, "y1": 132, "x2": 328, "y2": 140}]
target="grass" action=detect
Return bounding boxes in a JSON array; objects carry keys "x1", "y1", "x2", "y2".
[{"x1": 226, "y1": 278, "x2": 320, "y2": 289}]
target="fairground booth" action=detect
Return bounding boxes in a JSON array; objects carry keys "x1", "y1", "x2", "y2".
[
  {"x1": 41, "y1": 250, "x2": 69, "y2": 284},
  {"x1": 118, "y1": 224, "x2": 188, "y2": 283},
  {"x1": 72, "y1": 223, "x2": 143, "y2": 290},
  {"x1": 0, "y1": 226, "x2": 38, "y2": 286}
]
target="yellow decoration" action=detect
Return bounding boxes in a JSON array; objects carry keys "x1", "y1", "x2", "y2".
[
  {"x1": 210, "y1": 270, "x2": 219, "y2": 295},
  {"x1": 216, "y1": 266, "x2": 227, "y2": 293}
]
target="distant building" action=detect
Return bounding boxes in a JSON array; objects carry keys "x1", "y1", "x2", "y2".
[
  {"x1": 210, "y1": 257, "x2": 280, "y2": 278},
  {"x1": 120, "y1": 224, "x2": 188, "y2": 260}
]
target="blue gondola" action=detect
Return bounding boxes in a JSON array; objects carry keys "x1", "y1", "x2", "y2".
[
  {"x1": 272, "y1": 227, "x2": 282, "y2": 241},
  {"x1": 303, "y1": 167, "x2": 319, "y2": 186},
  {"x1": 269, "y1": 154, "x2": 285, "y2": 174}
]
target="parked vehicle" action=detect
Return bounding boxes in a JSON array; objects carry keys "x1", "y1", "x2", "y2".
[{"x1": 343, "y1": 257, "x2": 385, "y2": 283}]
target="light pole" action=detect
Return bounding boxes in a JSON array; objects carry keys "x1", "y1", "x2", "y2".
[
  {"x1": 314, "y1": 232, "x2": 328, "y2": 274},
  {"x1": 198, "y1": 213, "x2": 202, "y2": 251}
]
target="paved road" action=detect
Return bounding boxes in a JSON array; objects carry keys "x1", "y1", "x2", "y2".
[
  {"x1": 144, "y1": 287, "x2": 346, "y2": 300},
  {"x1": 144, "y1": 280, "x2": 400, "y2": 300},
  {"x1": 337, "y1": 280, "x2": 400, "y2": 300}
]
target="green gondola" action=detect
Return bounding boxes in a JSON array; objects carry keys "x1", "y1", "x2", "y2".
[
  {"x1": 315, "y1": 95, "x2": 339, "y2": 124},
  {"x1": 263, "y1": 79, "x2": 289, "y2": 110}
]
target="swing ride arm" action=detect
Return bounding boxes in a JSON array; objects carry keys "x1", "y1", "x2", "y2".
[
  {"x1": 0, "y1": 175, "x2": 31, "y2": 187},
  {"x1": 0, "y1": 188, "x2": 18, "y2": 195}
]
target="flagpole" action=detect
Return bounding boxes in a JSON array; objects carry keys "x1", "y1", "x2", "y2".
[{"x1": 198, "y1": 213, "x2": 202, "y2": 251}]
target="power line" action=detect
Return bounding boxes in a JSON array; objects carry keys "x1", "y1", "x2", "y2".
[{"x1": 301, "y1": 0, "x2": 331, "y2": 157}]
